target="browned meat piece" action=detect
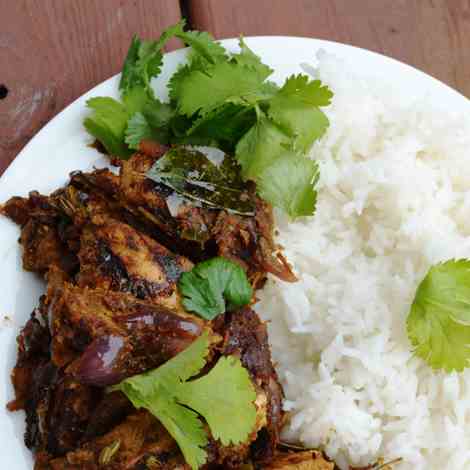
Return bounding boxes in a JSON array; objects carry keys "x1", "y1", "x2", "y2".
[
  {"x1": 83, "y1": 391, "x2": 134, "y2": 440},
  {"x1": 118, "y1": 151, "x2": 295, "y2": 285},
  {"x1": 40, "y1": 411, "x2": 189, "y2": 470},
  {"x1": 212, "y1": 199, "x2": 296, "y2": 286},
  {"x1": 263, "y1": 451, "x2": 335, "y2": 470},
  {"x1": 46, "y1": 375, "x2": 98, "y2": 455},
  {"x1": 119, "y1": 152, "x2": 180, "y2": 238},
  {"x1": 3, "y1": 143, "x2": 298, "y2": 470},
  {"x1": 1, "y1": 192, "x2": 78, "y2": 274},
  {"x1": 7, "y1": 299, "x2": 51, "y2": 412},
  {"x1": 216, "y1": 308, "x2": 285, "y2": 463},
  {"x1": 77, "y1": 214, "x2": 193, "y2": 310},
  {"x1": 48, "y1": 279, "x2": 214, "y2": 385},
  {"x1": 65, "y1": 169, "x2": 197, "y2": 260},
  {"x1": 2, "y1": 191, "x2": 53, "y2": 226}
]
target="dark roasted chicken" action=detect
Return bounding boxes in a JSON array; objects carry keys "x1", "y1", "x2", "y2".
[{"x1": 2, "y1": 145, "x2": 330, "y2": 470}]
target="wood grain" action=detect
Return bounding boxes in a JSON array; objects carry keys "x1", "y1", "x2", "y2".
[
  {"x1": 188, "y1": 0, "x2": 470, "y2": 95},
  {"x1": 0, "y1": 0, "x2": 182, "y2": 176}
]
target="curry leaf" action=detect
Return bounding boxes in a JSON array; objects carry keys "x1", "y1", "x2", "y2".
[{"x1": 146, "y1": 146, "x2": 255, "y2": 215}]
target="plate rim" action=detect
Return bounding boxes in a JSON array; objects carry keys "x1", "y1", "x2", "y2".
[{"x1": 1, "y1": 34, "x2": 469, "y2": 467}]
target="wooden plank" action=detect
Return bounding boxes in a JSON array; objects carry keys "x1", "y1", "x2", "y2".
[
  {"x1": 0, "y1": 0, "x2": 182, "y2": 175},
  {"x1": 188, "y1": 0, "x2": 470, "y2": 95}
]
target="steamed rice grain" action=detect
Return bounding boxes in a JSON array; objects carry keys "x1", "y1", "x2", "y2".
[{"x1": 256, "y1": 53, "x2": 470, "y2": 470}]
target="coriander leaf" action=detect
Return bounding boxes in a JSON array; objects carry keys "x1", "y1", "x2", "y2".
[
  {"x1": 179, "y1": 257, "x2": 253, "y2": 319},
  {"x1": 135, "y1": 40, "x2": 164, "y2": 91},
  {"x1": 114, "y1": 331, "x2": 210, "y2": 399},
  {"x1": 125, "y1": 112, "x2": 154, "y2": 149},
  {"x1": 114, "y1": 331, "x2": 257, "y2": 470},
  {"x1": 177, "y1": 62, "x2": 266, "y2": 117},
  {"x1": 124, "y1": 89, "x2": 177, "y2": 149},
  {"x1": 119, "y1": 35, "x2": 142, "y2": 94},
  {"x1": 168, "y1": 64, "x2": 193, "y2": 102},
  {"x1": 179, "y1": 275, "x2": 222, "y2": 319},
  {"x1": 186, "y1": 104, "x2": 256, "y2": 152},
  {"x1": 407, "y1": 259, "x2": 470, "y2": 372},
  {"x1": 115, "y1": 333, "x2": 210, "y2": 470},
  {"x1": 83, "y1": 97, "x2": 132, "y2": 158},
  {"x1": 176, "y1": 29, "x2": 228, "y2": 65},
  {"x1": 257, "y1": 153, "x2": 319, "y2": 217},
  {"x1": 121, "y1": 21, "x2": 188, "y2": 97},
  {"x1": 232, "y1": 37, "x2": 273, "y2": 82},
  {"x1": 235, "y1": 115, "x2": 291, "y2": 179},
  {"x1": 121, "y1": 85, "x2": 150, "y2": 115},
  {"x1": 142, "y1": 99, "x2": 176, "y2": 144},
  {"x1": 146, "y1": 147, "x2": 255, "y2": 215},
  {"x1": 268, "y1": 74, "x2": 332, "y2": 152},
  {"x1": 176, "y1": 355, "x2": 257, "y2": 446},
  {"x1": 155, "y1": 20, "x2": 186, "y2": 50},
  {"x1": 149, "y1": 330, "x2": 210, "y2": 387},
  {"x1": 168, "y1": 28, "x2": 226, "y2": 103},
  {"x1": 119, "y1": 36, "x2": 166, "y2": 96},
  {"x1": 150, "y1": 396, "x2": 208, "y2": 470},
  {"x1": 144, "y1": 99, "x2": 175, "y2": 128}
]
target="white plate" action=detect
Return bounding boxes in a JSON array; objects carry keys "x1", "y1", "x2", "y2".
[{"x1": 0, "y1": 36, "x2": 469, "y2": 468}]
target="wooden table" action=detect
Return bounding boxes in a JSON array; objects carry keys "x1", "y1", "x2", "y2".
[{"x1": 1, "y1": 0, "x2": 468, "y2": 176}]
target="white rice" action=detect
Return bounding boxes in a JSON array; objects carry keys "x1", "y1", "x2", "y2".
[{"x1": 256, "y1": 53, "x2": 470, "y2": 470}]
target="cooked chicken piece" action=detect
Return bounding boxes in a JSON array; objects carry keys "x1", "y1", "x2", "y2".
[
  {"x1": 38, "y1": 411, "x2": 189, "y2": 470},
  {"x1": 47, "y1": 279, "x2": 215, "y2": 385},
  {"x1": 7, "y1": 298, "x2": 51, "y2": 413},
  {"x1": 118, "y1": 151, "x2": 296, "y2": 285},
  {"x1": 76, "y1": 213, "x2": 193, "y2": 310},
  {"x1": 4, "y1": 144, "x2": 297, "y2": 470},
  {"x1": 263, "y1": 451, "x2": 335, "y2": 470},
  {"x1": 1, "y1": 192, "x2": 78, "y2": 274},
  {"x1": 83, "y1": 391, "x2": 134, "y2": 440},
  {"x1": 65, "y1": 168, "x2": 198, "y2": 260},
  {"x1": 215, "y1": 308, "x2": 285, "y2": 463},
  {"x1": 3, "y1": 147, "x2": 295, "y2": 287}
]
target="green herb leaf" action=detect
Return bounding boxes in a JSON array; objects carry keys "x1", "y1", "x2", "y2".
[
  {"x1": 176, "y1": 62, "x2": 267, "y2": 117},
  {"x1": 119, "y1": 20, "x2": 188, "y2": 98},
  {"x1": 125, "y1": 112, "x2": 154, "y2": 149},
  {"x1": 122, "y1": 86, "x2": 150, "y2": 115},
  {"x1": 119, "y1": 36, "x2": 142, "y2": 94},
  {"x1": 168, "y1": 29, "x2": 227, "y2": 103},
  {"x1": 257, "y1": 153, "x2": 319, "y2": 217},
  {"x1": 268, "y1": 74, "x2": 332, "y2": 152},
  {"x1": 114, "y1": 331, "x2": 257, "y2": 470},
  {"x1": 83, "y1": 97, "x2": 133, "y2": 158},
  {"x1": 146, "y1": 146, "x2": 255, "y2": 215},
  {"x1": 168, "y1": 64, "x2": 194, "y2": 103},
  {"x1": 115, "y1": 332, "x2": 210, "y2": 469},
  {"x1": 235, "y1": 115, "x2": 292, "y2": 179},
  {"x1": 407, "y1": 259, "x2": 470, "y2": 372},
  {"x1": 83, "y1": 21, "x2": 333, "y2": 217},
  {"x1": 150, "y1": 395, "x2": 208, "y2": 470},
  {"x1": 176, "y1": 29, "x2": 228, "y2": 65},
  {"x1": 176, "y1": 355, "x2": 257, "y2": 446},
  {"x1": 179, "y1": 257, "x2": 253, "y2": 319},
  {"x1": 186, "y1": 103, "x2": 256, "y2": 151},
  {"x1": 119, "y1": 37, "x2": 162, "y2": 96},
  {"x1": 232, "y1": 37, "x2": 273, "y2": 82}
]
